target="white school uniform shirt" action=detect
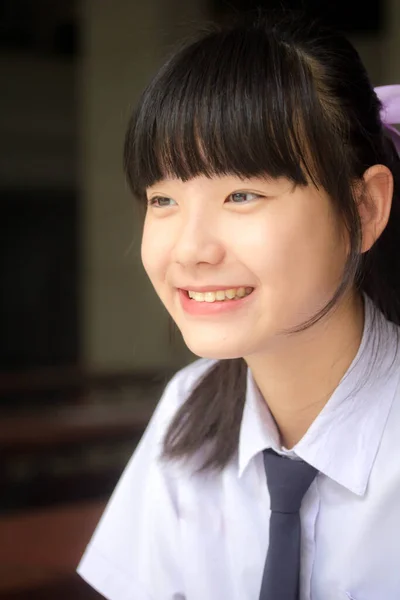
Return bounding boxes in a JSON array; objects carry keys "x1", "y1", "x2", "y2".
[{"x1": 78, "y1": 295, "x2": 400, "y2": 600}]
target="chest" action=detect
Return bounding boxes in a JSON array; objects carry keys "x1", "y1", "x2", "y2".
[{"x1": 176, "y1": 455, "x2": 400, "y2": 600}]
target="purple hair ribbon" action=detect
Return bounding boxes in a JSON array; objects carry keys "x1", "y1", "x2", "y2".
[{"x1": 375, "y1": 85, "x2": 400, "y2": 154}]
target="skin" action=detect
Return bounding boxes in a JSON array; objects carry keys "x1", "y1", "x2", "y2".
[{"x1": 142, "y1": 168, "x2": 393, "y2": 447}]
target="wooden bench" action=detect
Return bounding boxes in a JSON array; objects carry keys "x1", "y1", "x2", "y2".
[
  {"x1": 0, "y1": 367, "x2": 175, "y2": 597},
  {"x1": 0, "y1": 500, "x2": 106, "y2": 598}
]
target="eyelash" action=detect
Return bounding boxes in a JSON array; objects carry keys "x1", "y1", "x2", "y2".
[
  {"x1": 147, "y1": 197, "x2": 174, "y2": 208},
  {"x1": 147, "y1": 192, "x2": 262, "y2": 208},
  {"x1": 230, "y1": 192, "x2": 260, "y2": 204}
]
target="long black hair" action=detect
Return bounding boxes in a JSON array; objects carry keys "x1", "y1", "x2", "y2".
[{"x1": 124, "y1": 10, "x2": 400, "y2": 472}]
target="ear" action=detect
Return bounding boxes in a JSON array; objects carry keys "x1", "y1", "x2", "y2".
[{"x1": 357, "y1": 164, "x2": 393, "y2": 253}]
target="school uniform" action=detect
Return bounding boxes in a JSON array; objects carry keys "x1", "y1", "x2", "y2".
[{"x1": 78, "y1": 295, "x2": 400, "y2": 600}]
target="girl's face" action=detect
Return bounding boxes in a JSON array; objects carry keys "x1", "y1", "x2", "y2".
[{"x1": 142, "y1": 175, "x2": 347, "y2": 359}]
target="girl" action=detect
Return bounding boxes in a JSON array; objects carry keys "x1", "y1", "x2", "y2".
[{"x1": 78, "y1": 9, "x2": 400, "y2": 600}]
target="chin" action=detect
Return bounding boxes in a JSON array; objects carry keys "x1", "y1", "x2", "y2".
[{"x1": 181, "y1": 333, "x2": 250, "y2": 361}]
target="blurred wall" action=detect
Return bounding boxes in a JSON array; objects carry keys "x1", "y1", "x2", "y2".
[
  {"x1": 80, "y1": 0, "x2": 207, "y2": 371},
  {"x1": 384, "y1": 0, "x2": 400, "y2": 81},
  {"x1": 0, "y1": 55, "x2": 76, "y2": 189}
]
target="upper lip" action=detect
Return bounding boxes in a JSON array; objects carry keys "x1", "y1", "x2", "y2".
[{"x1": 179, "y1": 285, "x2": 254, "y2": 292}]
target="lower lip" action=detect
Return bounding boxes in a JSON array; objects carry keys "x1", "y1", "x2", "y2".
[{"x1": 178, "y1": 289, "x2": 255, "y2": 316}]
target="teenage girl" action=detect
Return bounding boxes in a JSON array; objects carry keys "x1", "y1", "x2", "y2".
[{"x1": 78, "y1": 10, "x2": 400, "y2": 600}]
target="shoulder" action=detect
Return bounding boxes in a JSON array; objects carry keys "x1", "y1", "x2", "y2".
[
  {"x1": 116, "y1": 357, "x2": 218, "y2": 464},
  {"x1": 156, "y1": 357, "x2": 218, "y2": 420},
  {"x1": 77, "y1": 358, "x2": 218, "y2": 598},
  {"x1": 139, "y1": 357, "x2": 217, "y2": 457},
  {"x1": 167, "y1": 357, "x2": 218, "y2": 392}
]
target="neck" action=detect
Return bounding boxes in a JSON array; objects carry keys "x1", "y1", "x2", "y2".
[{"x1": 245, "y1": 291, "x2": 364, "y2": 449}]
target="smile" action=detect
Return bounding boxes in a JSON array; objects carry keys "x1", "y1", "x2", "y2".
[
  {"x1": 178, "y1": 286, "x2": 256, "y2": 316},
  {"x1": 186, "y1": 287, "x2": 254, "y2": 302}
]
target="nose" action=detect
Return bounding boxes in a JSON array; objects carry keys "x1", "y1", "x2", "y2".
[{"x1": 172, "y1": 217, "x2": 225, "y2": 268}]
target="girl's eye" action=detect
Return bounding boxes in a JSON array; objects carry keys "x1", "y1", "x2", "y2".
[
  {"x1": 227, "y1": 192, "x2": 261, "y2": 204},
  {"x1": 147, "y1": 196, "x2": 176, "y2": 208}
]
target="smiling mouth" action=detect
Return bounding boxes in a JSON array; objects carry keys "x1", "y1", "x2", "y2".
[{"x1": 184, "y1": 287, "x2": 254, "y2": 303}]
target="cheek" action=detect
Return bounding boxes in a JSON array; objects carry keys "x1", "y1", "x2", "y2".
[
  {"x1": 283, "y1": 208, "x2": 347, "y2": 298},
  {"x1": 140, "y1": 222, "x2": 169, "y2": 285},
  {"x1": 243, "y1": 202, "x2": 345, "y2": 290},
  {"x1": 235, "y1": 211, "x2": 309, "y2": 273},
  {"x1": 140, "y1": 226, "x2": 152, "y2": 277}
]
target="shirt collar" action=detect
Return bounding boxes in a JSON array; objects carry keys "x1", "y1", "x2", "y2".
[{"x1": 237, "y1": 295, "x2": 400, "y2": 496}]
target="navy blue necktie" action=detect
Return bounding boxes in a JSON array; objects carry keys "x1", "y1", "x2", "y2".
[{"x1": 259, "y1": 449, "x2": 318, "y2": 600}]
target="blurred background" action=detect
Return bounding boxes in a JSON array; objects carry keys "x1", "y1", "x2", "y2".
[{"x1": 0, "y1": 0, "x2": 399, "y2": 598}]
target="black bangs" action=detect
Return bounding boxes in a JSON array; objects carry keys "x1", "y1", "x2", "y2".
[{"x1": 124, "y1": 19, "x2": 340, "y2": 201}]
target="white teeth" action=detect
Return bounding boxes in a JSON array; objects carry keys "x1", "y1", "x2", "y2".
[
  {"x1": 193, "y1": 292, "x2": 204, "y2": 302},
  {"x1": 187, "y1": 287, "x2": 253, "y2": 302},
  {"x1": 225, "y1": 289, "x2": 236, "y2": 299}
]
